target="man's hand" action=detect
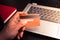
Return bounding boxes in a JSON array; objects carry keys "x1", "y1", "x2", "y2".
[{"x1": 1, "y1": 12, "x2": 27, "y2": 40}]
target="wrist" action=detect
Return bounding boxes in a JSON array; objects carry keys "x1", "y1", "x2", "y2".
[{"x1": 0, "y1": 28, "x2": 14, "y2": 40}]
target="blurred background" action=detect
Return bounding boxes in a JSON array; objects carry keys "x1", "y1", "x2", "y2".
[
  {"x1": 0, "y1": 0, "x2": 59, "y2": 40},
  {"x1": 0, "y1": 0, "x2": 60, "y2": 11}
]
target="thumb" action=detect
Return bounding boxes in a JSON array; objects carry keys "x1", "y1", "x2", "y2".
[{"x1": 16, "y1": 20, "x2": 27, "y2": 30}]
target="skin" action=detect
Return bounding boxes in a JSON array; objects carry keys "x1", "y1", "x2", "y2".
[{"x1": 0, "y1": 12, "x2": 27, "y2": 40}]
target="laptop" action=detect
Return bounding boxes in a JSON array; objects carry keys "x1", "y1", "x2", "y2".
[{"x1": 23, "y1": 3, "x2": 60, "y2": 39}]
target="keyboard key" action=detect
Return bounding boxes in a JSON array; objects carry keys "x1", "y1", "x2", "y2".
[{"x1": 27, "y1": 6, "x2": 60, "y2": 23}]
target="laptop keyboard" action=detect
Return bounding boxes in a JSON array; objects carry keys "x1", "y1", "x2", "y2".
[{"x1": 27, "y1": 6, "x2": 60, "y2": 23}]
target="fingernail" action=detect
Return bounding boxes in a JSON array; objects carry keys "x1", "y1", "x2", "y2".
[
  {"x1": 22, "y1": 27, "x2": 26, "y2": 31},
  {"x1": 17, "y1": 35, "x2": 20, "y2": 40},
  {"x1": 22, "y1": 21, "x2": 27, "y2": 24},
  {"x1": 20, "y1": 32, "x2": 24, "y2": 38},
  {"x1": 24, "y1": 21, "x2": 27, "y2": 24},
  {"x1": 17, "y1": 17, "x2": 20, "y2": 22}
]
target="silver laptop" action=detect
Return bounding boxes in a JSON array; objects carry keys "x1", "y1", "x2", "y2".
[{"x1": 23, "y1": 3, "x2": 60, "y2": 39}]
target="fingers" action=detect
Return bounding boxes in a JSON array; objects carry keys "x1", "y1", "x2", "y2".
[
  {"x1": 10, "y1": 12, "x2": 27, "y2": 23},
  {"x1": 11, "y1": 12, "x2": 27, "y2": 24},
  {"x1": 17, "y1": 27, "x2": 26, "y2": 40},
  {"x1": 16, "y1": 12, "x2": 28, "y2": 17},
  {"x1": 17, "y1": 32, "x2": 24, "y2": 40},
  {"x1": 19, "y1": 27, "x2": 26, "y2": 38}
]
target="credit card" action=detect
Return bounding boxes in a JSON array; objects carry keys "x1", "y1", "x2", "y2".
[{"x1": 20, "y1": 14, "x2": 40, "y2": 27}]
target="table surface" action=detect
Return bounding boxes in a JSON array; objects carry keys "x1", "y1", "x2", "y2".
[{"x1": 21, "y1": 31, "x2": 58, "y2": 40}]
